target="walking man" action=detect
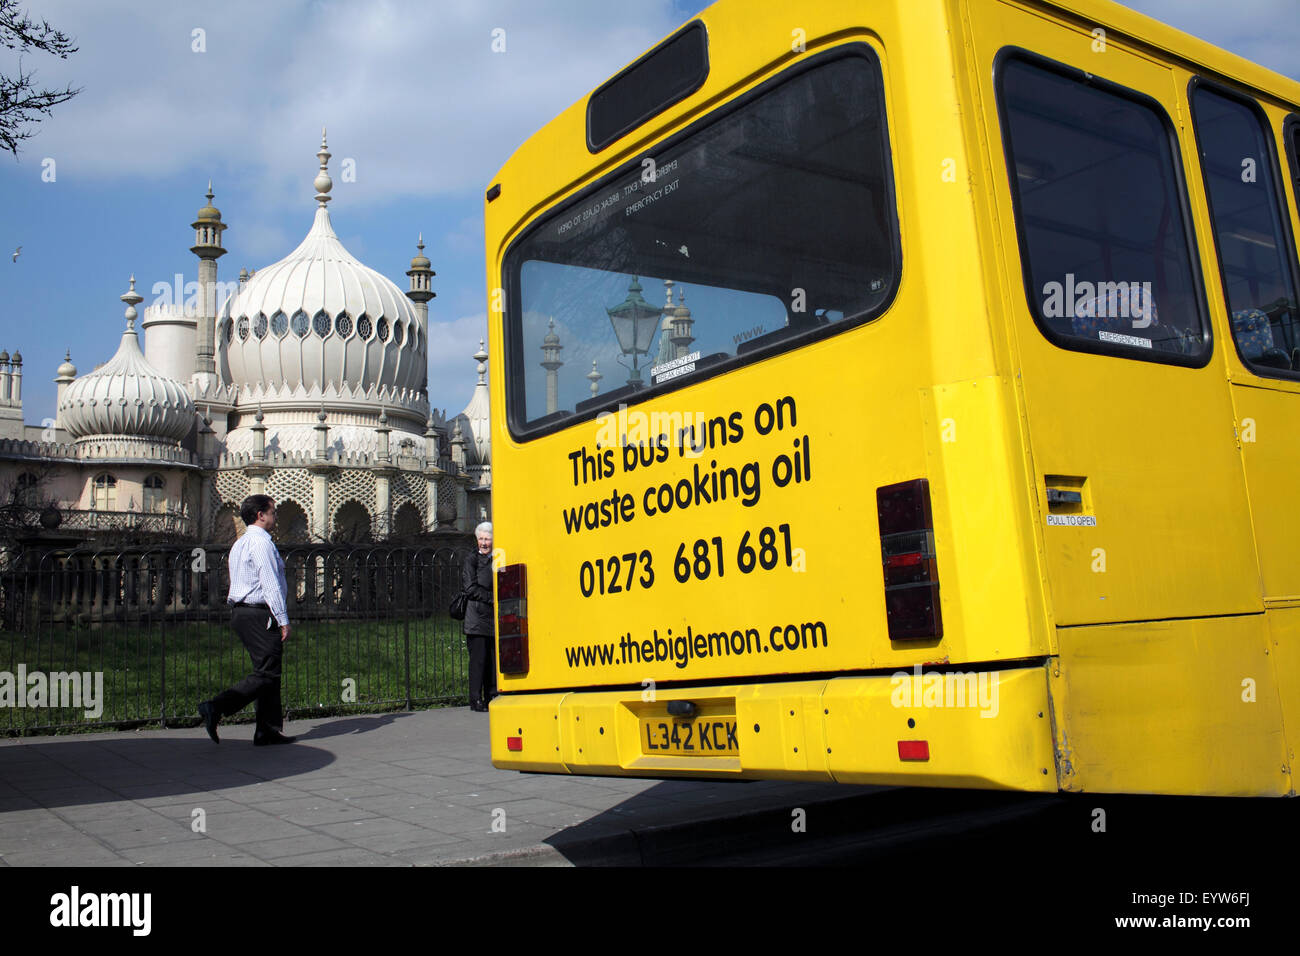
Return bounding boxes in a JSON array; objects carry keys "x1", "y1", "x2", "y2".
[{"x1": 198, "y1": 494, "x2": 296, "y2": 745}]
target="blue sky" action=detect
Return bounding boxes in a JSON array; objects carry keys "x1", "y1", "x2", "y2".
[{"x1": 1, "y1": 0, "x2": 1296, "y2": 423}]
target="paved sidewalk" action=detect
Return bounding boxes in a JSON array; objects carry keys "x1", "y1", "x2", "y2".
[{"x1": 0, "y1": 708, "x2": 880, "y2": 866}]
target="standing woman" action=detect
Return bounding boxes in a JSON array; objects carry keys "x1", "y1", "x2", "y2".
[{"x1": 462, "y1": 521, "x2": 497, "y2": 711}]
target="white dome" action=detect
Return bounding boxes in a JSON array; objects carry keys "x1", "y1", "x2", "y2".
[
  {"x1": 60, "y1": 317, "x2": 195, "y2": 443},
  {"x1": 218, "y1": 205, "x2": 426, "y2": 401}
]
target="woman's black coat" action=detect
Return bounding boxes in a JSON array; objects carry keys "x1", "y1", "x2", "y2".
[{"x1": 462, "y1": 551, "x2": 495, "y2": 637}]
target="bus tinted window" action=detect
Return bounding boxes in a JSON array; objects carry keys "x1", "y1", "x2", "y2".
[
  {"x1": 1193, "y1": 88, "x2": 1300, "y2": 375},
  {"x1": 998, "y1": 57, "x2": 1207, "y2": 360},
  {"x1": 504, "y1": 48, "x2": 898, "y2": 435}
]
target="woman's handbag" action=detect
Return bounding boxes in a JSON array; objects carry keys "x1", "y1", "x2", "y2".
[{"x1": 449, "y1": 588, "x2": 469, "y2": 621}]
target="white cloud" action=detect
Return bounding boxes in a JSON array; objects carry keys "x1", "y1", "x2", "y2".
[
  {"x1": 1, "y1": 0, "x2": 684, "y2": 209},
  {"x1": 427, "y1": 310, "x2": 488, "y2": 414}
]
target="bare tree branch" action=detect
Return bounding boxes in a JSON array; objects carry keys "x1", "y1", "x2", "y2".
[{"x1": 0, "y1": 0, "x2": 81, "y2": 156}]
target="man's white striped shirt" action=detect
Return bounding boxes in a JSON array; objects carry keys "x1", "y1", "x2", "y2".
[{"x1": 226, "y1": 525, "x2": 289, "y2": 626}]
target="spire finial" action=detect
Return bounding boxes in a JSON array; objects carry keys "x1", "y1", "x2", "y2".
[
  {"x1": 474, "y1": 339, "x2": 488, "y2": 385},
  {"x1": 121, "y1": 274, "x2": 142, "y2": 330},
  {"x1": 206, "y1": 179, "x2": 214, "y2": 202},
  {"x1": 417, "y1": 232, "x2": 424, "y2": 252},
  {"x1": 314, "y1": 128, "x2": 333, "y2": 206},
  {"x1": 587, "y1": 359, "x2": 603, "y2": 397}
]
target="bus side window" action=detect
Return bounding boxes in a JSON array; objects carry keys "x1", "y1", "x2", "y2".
[
  {"x1": 1191, "y1": 88, "x2": 1300, "y2": 378},
  {"x1": 996, "y1": 55, "x2": 1209, "y2": 363}
]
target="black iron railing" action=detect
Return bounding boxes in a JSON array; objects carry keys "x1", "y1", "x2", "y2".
[{"x1": 0, "y1": 544, "x2": 474, "y2": 734}]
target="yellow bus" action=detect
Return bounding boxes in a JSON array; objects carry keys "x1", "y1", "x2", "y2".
[{"x1": 483, "y1": 0, "x2": 1300, "y2": 797}]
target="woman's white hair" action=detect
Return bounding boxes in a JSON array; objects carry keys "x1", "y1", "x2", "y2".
[{"x1": 475, "y1": 521, "x2": 493, "y2": 536}]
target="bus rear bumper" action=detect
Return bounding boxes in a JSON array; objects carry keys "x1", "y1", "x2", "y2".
[{"x1": 489, "y1": 664, "x2": 1057, "y2": 791}]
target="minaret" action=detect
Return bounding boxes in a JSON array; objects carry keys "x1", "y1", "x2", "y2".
[
  {"x1": 190, "y1": 181, "x2": 227, "y2": 382},
  {"x1": 654, "y1": 279, "x2": 675, "y2": 366},
  {"x1": 540, "y1": 318, "x2": 563, "y2": 414},
  {"x1": 0, "y1": 348, "x2": 17, "y2": 439},
  {"x1": 670, "y1": 286, "x2": 696, "y2": 359},
  {"x1": 405, "y1": 234, "x2": 435, "y2": 393},
  {"x1": 54, "y1": 350, "x2": 77, "y2": 430}
]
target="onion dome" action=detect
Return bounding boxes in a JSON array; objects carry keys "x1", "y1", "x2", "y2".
[
  {"x1": 673, "y1": 286, "x2": 692, "y2": 321},
  {"x1": 217, "y1": 129, "x2": 425, "y2": 399},
  {"x1": 409, "y1": 235, "x2": 432, "y2": 272},
  {"x1": 59, "y1": 277, "x2": 196, "y2": 442},
  {"x1": 195, "y1": 181, "x2": 222, "y2": 222},
  {"x1": 10, "y1": 350, "x2": 20, "y2": 365},
  {"x1": 56, "y1": 350, "x2": 77, "y2": 381},
  {"x1": 0, "y1": 349, "x2": 8, "y2": 363}
]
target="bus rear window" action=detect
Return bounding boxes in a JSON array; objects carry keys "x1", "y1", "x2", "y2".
[
  {"x1": 503, "y1": 46, "x2": 899, "y2": 437},
  {"x1": 997, "y1": 55, "x2": 1209, "y2": 363}
]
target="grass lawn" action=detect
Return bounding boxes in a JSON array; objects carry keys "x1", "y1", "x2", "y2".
[{"x1": 1, "y1": 614, "x2": 471, "y2": 734}]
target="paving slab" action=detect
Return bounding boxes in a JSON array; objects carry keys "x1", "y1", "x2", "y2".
[{"x1": 0, "y1": 706, "x2": 885, "y2": 866}]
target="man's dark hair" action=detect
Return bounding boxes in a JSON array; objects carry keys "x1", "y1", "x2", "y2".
[{"x1": 240, "y1": 494, "x2": 275, "y2": 526}]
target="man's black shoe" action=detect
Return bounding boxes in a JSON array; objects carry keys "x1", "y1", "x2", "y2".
[
  {"x1": 197, "y1": 701, "x2": 220, "y2": 744},
  {"x1": 253, "y1": 730, "x2": 296, "y2": 746}
]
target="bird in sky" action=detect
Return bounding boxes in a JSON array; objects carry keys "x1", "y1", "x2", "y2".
[{"x1": 11, "y1": 246, "x2": 20, "y2": 262}]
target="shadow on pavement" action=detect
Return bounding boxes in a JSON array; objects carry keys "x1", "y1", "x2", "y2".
[
  {"x1": 292, "y1": 712, "x2": 413, "y2": 740},
  {"x1": 0, "y1": 735, "x2": 337, "y2": 810},
  {"x1": 542, "y1": 779, "x2": 889, "y2": 865}
]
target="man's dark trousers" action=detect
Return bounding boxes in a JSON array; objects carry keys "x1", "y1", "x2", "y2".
[{"x1": 210, "y1": 606, "x2": 283, "y2": 735}]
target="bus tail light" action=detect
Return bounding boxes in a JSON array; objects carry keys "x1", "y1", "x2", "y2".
[
  {"x1": 877, "y1": 479, "x2": 943, "y2": 640},
  {"x1": 497, "y1": 563, "x2": 529, "y2": 674}
]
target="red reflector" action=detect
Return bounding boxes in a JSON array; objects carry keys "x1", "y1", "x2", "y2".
[
  {"x1": 507, "y1": 736, "x2": 523, "y2": 752},
  {"x1": 885, "y1": 552, "x2": 925, "y2": 569},
  {"x1": 898, "y1": 740, "x2": 930, "y2": 761}
]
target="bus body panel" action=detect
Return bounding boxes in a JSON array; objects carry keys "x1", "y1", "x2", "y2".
[
  {"x1": 486, "y1": 3, "x2": 1048, "y2": 696},
  {"x1": 1266, "y1": 605, "x2": 1300, "y2": 778},
  {"x1": 491, "y1": 666, "x2": 1057, "y2": 791},
  {"x1": 1230, "y1": 382, "x2": 1300, "y2": 601},
  {"x1": 1047, "y1": 615, "x2": 1291, "y2": 796}
]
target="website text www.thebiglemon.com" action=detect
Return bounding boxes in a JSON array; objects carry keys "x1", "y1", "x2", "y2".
[{"x1": 565, "y1": 619, "x2": 828, "y2": 670}]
